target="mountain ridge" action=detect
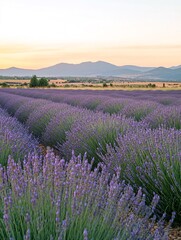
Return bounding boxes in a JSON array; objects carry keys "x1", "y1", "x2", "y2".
[{"x1": 0, "y1": 61, "x2": 181, "y2": 81}]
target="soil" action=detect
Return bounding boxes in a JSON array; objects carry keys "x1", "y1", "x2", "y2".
[{"x1": 169, "y1": 227, "x2": 181, "y2": 240}]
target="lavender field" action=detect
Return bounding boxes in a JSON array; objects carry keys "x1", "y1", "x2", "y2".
[{"x1": 0, "y1": 88, "x2": 180, "y2": 239}]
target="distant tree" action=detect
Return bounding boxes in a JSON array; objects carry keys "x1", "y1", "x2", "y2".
[
  {"x1": 103, "y1": 82, "x2": 108, "y2": 87},
  {"x1": 50, "y1": 83, "x2": 56, "y2": 88},
  {"x1": 30, "y1": 75, "x2": 38, "y2": 87},
  {"x1": 163, "y1": 83, "x2": 166, "y2": 88},
  {"x1": 147, "y1": 83, "x2": 156, "y2": 88},
  {"x1": 1, "y1": 82, "x2": 9, "y2": 88},
  {"x1": 39, "y1": 77, "x2": 49, "y2": 87}
]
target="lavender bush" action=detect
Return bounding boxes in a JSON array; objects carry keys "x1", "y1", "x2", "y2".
[
  {"x1": 0, "y1": 93, "x2": 30, "y2": 115},
  {"x1": 50, "y1": 94, "x2": 80, "y2": 106},
  {"x1": 62, "y1": 114, "x2": 143, "y2": 165},
  {"x1": 77, "y1": 96, "x2": 104, "y2": 110},
  {"x1": 145, "y1": 106, "x2": 181, "y2": 129},
  {"x1": 42, "y1": 107, "x2": 88, "y2": 147},
  {"x1": 101, "y1": 128, "x2": 181, "y2": 223},
  {"x1": 121, "y1": 100, "x2": 158, "y2": 121},
  {"x1": 0, "y1": 108, "x2": 39, "y2": 165},
  {"x1": 0, "y1": 149, "x2": 172, "y2": 239},
  {"x1": 15, "y1": 99, "x2": 49, "y2": 123},
  {"x1": 26, "y1": 103, "x2": 69, "y2": 137},
  {"x1": 96, "y1": 98, "x2": 129, "y2": 114}
]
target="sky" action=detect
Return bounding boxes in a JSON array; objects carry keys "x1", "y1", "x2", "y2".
[{"x1": 0, "y1": 0, "x2": 181, "y2": 69}]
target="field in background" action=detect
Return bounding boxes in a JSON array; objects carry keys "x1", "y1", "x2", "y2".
[{"x1": 0, "y1": 78, "x2": 181, "y2": 90}]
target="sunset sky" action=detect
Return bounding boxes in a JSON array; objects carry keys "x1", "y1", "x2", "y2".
[{"x1": 0, "y1": 0, "x2": 181, "y2": 69}]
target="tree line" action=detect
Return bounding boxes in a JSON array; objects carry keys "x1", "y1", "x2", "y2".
[{"x1": 30, "y1": 75, "x2": 49, "y2": 87}]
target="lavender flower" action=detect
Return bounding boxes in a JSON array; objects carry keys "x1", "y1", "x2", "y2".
[{"x1": 0, "y1": 149, "x2": 171, "y2": 239}]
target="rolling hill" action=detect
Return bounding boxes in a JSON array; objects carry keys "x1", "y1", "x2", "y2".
[{"x1": 0, "y1": 61, "x2": 181, "y2": 81}]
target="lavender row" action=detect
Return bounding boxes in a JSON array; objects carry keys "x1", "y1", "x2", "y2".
[
  {"x1": 0, "y1": 91, "x2": 180, "y2": 222},
  {"x1": 101, "y1": 128, "x2": 181, "y2": 223},
  {"x1": 0, "y1": 92, "x2": 147, "y2": 164},
  {"x1": 1, "y1": 88, "x2": 181, "y2": 106},
  {"x1": 0, "y1": 89, "x2": 180, "y2": 128},
  {"x1": 144, "y1": 106, "x2": 181, "y2": 129},
  {"x1": 0, "y1": 148, "x2": 173, "y2": 239},
  {"x1": 0, "y1": 107, "x2": 39, "y2": 165}
]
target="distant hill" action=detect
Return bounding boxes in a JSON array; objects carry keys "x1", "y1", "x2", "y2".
[
  {"x1": 119, "y1": 65, "x2": 155, "y2": 72},
  {"x1": 103, "y1": 68, "x2": 141, "y2": 76},
  {"x1": 0, "y1": 61, "x2": 181, "y2": 81},
  {"x1": 0, "y1": 61, "x2": 120, "y2": 77},
  {"x1": 170, "y1": 65, "x2": 181, "y2": 70},
  {"x1": 0, "y1": 67, "x2": 36, "y2": 77},
  {"x1": 139, "y1": 67, "x2": 181, "y2": 81},
  {"x1": 35, "y1": 61, "x2": 120, "y2": 77}
]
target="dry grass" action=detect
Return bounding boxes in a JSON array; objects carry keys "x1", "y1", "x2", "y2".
[{"x1": 0, "y1": 79, "x2": 181, "y2": 90}]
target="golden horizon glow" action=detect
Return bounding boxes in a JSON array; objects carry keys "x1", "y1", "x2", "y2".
[{"x1": 1, "y1": 0, "x2": 181, "y2": 69}]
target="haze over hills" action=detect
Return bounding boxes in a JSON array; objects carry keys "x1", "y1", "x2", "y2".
[
  {"x1": 0, "y1": 61, "x2": 181, "y2": 81},
  {"x1": 137, "y1": 67, "x2": 181, "y2": 81},
  {"x1": 170, "y1": 65, "x2": 181, "y2": 70}
]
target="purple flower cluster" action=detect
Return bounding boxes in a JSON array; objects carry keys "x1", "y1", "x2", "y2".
[
  {"x1": 15, "y1": 98, "x2": 49, "y2": 123},
  {"x1": 0, "y1": 107, "x2": 39, "y2": 165},
  {"x1": 0, "y1": 148, "x2": 172, "y2": 239},
  {"x1": 0, "y1": 92, "x2": 31, "y2": 115},
  {"x1": 120, "y1": 100, "x2": 159, "y2": 121},
  {"x1": 145, "y1": 105, "x2": 181, "y2": 129},
  {"x1": 96, "y1": 97, "x2": 130, "y2": 114},
  {"x1": 61, "y1": 114, "x2": 142, "y2": 164},
  {"x1": 42, "y1": 106, "x2": 89, "y2": 147},
  {"x1": 26, "y1": 102, "x2": 70, "y2": 137},
  {"x1": 102, "y1": 127, "x2": 181, "y2": 222}
]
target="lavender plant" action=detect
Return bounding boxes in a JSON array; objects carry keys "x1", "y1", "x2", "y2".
[
  {"x1": 121, "y1": 100, "x2": 158, "y2": 121},
  {"x1": 15, "y1": 99, "x2": 49, "y2": 123},
  {"x1": 0, "y1": 94, "x2": 30, "y2": 115},
  {"x1": 0, "y1": 149, "x2": 172, "y2": 239},
  {"x1": 61, "y1": 114, "x2": 143, "y2": 165},
  {"x1": 47, "y1": 93, "x2": 82, "y2": 106},
  {"x1": 0, "y1": 108, "x2": 39, "y2": 165},
  {"x1": 101, "y1": 128, "x2": 181, "y2": 223},
  {"x1": 145, "y1": 106, "x2": 181, "y2": 129},
  {"x1": 26, "y1": 103, "x2": 69, "y2": 137},
  {"x1": 78, "y1": 96, "x2": 104, "y2": 110},
  {"x1": 42, "y1": 107, "x2": 88, "y2": 147},
  {"x1": 96, "y1": 98, "x2": 129, "y2": 114}
]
